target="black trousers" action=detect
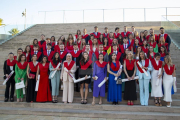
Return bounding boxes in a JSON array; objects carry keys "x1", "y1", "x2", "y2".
[{"x1": 5, "y1": 77, "x2": 15, "y2": 98}]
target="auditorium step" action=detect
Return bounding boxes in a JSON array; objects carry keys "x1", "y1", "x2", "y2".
[{"x1": 0, "y1": 102, "x2": 179, "y2": 119}]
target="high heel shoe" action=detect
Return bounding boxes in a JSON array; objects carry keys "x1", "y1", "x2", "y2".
[
  {"x1": 154, "y1": 98, "x2": 159, "y2": 106},
  {"x1": 158, "y1": 99, "x2": 162, "y2": 106}
]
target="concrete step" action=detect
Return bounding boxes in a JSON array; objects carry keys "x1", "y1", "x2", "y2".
[{"x1": 0, "y1": 106, "x2": 179, "y2": 119}]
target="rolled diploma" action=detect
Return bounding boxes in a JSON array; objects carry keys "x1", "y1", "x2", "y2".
[
  {"x1": 74, "y1": 36, "x2": 76, "y2": 42},
  {"x1": 64, "y1": 67, "x2": 76, "y2": 81},
  {"x1": 3, "y1": 71, "x2": 14, "y2": 85},
  {"x1": 115, "y1": 65, "x2": 123, "y2": 80},
  {"x1": 51, "y1": 63, "x2": 61, "y2": 78},
  {"x1": 173, "y1": 77, "x2": 177, "y2": 92},
  {"x1": 122, "y1": 76, "x2": 139, "y2": 82},
  {"x1": 74, "y1": 76, "x2": 91, "y2": 83},
  {"x1": 95, "y1": 76, "x2": 98, "y2": 80},
  {"x1": 137, "y1": 61, "x2": 148, "y2": 76},
  {"x1": 98, "y1": 77, "x2": 108, "y2": 88},
  {"x1": 156, "y1": 68, "x2": 161, "y2": 86},
  {"x1": 35, "y1": 75, "x2": 40, "y2": 91}
]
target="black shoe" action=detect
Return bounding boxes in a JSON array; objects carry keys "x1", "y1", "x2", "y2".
[
  {"x1": 4, "y1": 98, "x2": 8, "y2": 102},
  {"x1": 112, "y1": 102, "x2": 115, "y2": 105},
  {"x1": 10, "y1": 98, "x2": 14, "y2": 102}
]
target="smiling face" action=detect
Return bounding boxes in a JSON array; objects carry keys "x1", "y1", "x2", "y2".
[
  {"x1": 99, "y1": 54, "x2": 104, "y2": 61},
  {"x1": 140, "y1": 52, "x2": 145, "y2": 59},
  {"x1": 124, "y1": 26, "x2": 127, "y2": 32},
  {"x1": 137, "y1": 46, "x2": 142, "y2": 52},
  {"x1": 160, "y1": 28, "x2": 164, "y2": 34},
  {"x1": 26, "y1": 46, "x2": 30, "y2": 52},
  {"x1": 160, "y1": 46, "x2": 165, "y2": 52},
  {"x1": 66, "y1": 54, "x2": 71, "y2": 61},
  {"x1": 111, "y1": 53, "x2": 116, "y2": 60},
  {"x1": 42, "y1": 57, "x2": 47, "y2": 63},
  {"x1": 8, "y1": 54, "x2": 14, "y2": 60},
  {"x1": 99, "y1": 45, "x2": 103, "y2": 51},
  {"x1": 149, "y1": 46, "x2": 154, "y2": 52},
  {"x1": 32, "y1": 55, "x2": 37, "y2": 61},
  {"x1": 17, "y1": 50, "x2": 23, "y2": 55},
  {"x1": 83, "y1": 52, "x2": 88, "y2": 59},
  {"x1": 21, "y1": 56, "x2": 26, "y2": 62}
]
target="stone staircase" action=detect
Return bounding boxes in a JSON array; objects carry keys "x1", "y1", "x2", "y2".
[{"x1": 0, "y1": 22, "x2": 180, "y2": 119}]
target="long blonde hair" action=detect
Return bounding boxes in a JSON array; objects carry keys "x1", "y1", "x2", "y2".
[
  {"x1": 127, "y1": 51, "x2": 134, "y2": 60},
  {"x1": 164, "y1": 55, "x2": 173, "y2": 66}
]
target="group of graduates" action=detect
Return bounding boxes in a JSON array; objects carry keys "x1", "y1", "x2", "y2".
[{"x1": 3, "y1": 25, "x2": 176, "y2": 107}]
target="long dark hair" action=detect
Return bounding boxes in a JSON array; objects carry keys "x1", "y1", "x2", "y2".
[
  {"x1": 80, "y1": 51, "x2": 89, "y2": 65},
  {"x1": 99, "y1": 34, "x2": 104, "y2": 42},
  {"x1": 31, "y1": 54, "x2": 37, "y2": 61},
  {"x1": 147, "y1": 46, "x2": 154, "y2": 58},
  {"x1": 76, "y1": 30, "x2": 81, "y2": 35},
  {"x1": 123, "y1": 48, "x2": 129, "y2": 60},
  {"x1": 140, "y1": 31, "x2": 146, "y2": 43},
  {"x1": 24, "y1": 45, "x2": 31, "y2": 53},
  {"x1": 33, "y1": 39, "x2": 38, "y2": 45},
  {"x1": 139, "y1": 51, "x2": 147, "y2": 62},
  {"x1": 51, "y1": 36, "x2": 55, "y2": 42},
  {"x1": 52, "y1": 52, "x2": 60, "y2": 65},
  {"x1": 135, "y1": 46, "x2": 142, "y2": 57},
  {"x1": 41, "y1": 56, "x2": 48, "y2": 63},
  {"x1": 133, "y1": 39, "x2": 139, "y2": 52},
  {"x1": 161, "y1": 45, "x2": 169, "y2": 55},
  {"x1": 98, "y1": 53, "x2": 104, "y2": 61},
  {"x1": 109, "y1": 53, "x2": 116, "y2": 65},
  {"x1": 17, "y1": 54, "x2": 26, "y2": 62},
  {"x1": 103, "y1": 37, "x2": 109, "y2": 46},
  {"x1": 118, "y1": 34, "x2": 123, "y2": 45}
]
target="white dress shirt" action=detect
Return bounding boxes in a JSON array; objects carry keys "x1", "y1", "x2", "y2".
[
  {"x1": 47, "y1": 50, "x2": 51, "y2": 56},
  {"x1": 123, "y1": 44, "x2": 128, "y2": 49}
]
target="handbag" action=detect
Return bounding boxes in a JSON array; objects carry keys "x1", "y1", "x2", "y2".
[
  {"x1": 15, "y1": 81, "x2": 25, "y2": 89},
  {"x1": 29, "y1": 73, "x2": 35, "y2": 79},
  {"x1": 116, "y1": 78, "x2": 122, "y2": 84}
]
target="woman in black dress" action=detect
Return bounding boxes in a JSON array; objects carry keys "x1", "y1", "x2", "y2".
[
  {"x1": 26, "y1": 54, "x2": 38, "y2": 102},
  {"x1": 123, "y1": 51, "x2": 137, "y2": 105},
  {"x1": 79, "y1": 51, "x2": 92, "y2": 104}
]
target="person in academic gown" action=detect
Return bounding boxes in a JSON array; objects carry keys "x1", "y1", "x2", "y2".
[
  {"x1": 70, "y1": 43, "x2": 82, "y2": 92},
  {"x1": 103, "y1": 27, "x2": 109, "y2": 38},
  {"x1": 151, "y1": 53, "x2": 163, "y2": 106},
  {"x1": 119, "y1": 37, "x2": 129, "y2": 55},
  {"x1": 107, "y1": 53, "x2": 122, "y2": 105},
  {"x1": 92, "y1": 53, "x2": 107, "y2": 105},
  {"x1": 160, "y1": 45, "x2": 169, "y2": 61},
  {"x1": 90, "y1": 26, "x2": 101, "y2": 39},
  {"x1": 26, "y1": 54, "x2": 38, "y2": 102},
  {"x1": 82, "y1": 29, "x2": 90, "y2": 44},
  {"x1": 3, "y1": 53, "x2": 16, "y2": 102},
  {"x1": 38, "y1": 34, "x2": 46, "y2": 52},
  {"x1": 30, "y1": 45, "x2": 42, "y2": 62},
  {"x1": 161, "y1": 55, "x2": 176, "y2": 107},
  {"x1": 74, "y1": 30, "x2": 81, "y2": 40},
  {"x1": 49, "y1": 52, "x2": 61, "y2": 103},
  {"x1": 79, "y1": 52, "x2": 93, "y2": 104},
  {"x1": 23, "y1": 45, "x2": 31, "y2": 62},
  {"x1": 65, "y1": 38, "x2": 74, "y2": 53},
  {"x1": 36, "y1": 56, "x2": 52, "y2": 102},
  {"x1": 30, "y1": 39, "x2": 39, "y2": 52},
  {"x1": 61, "y1": 54, "x2": 76, "y2": 104},
  {"x1": 114, "y1": 27, "x2": 120, "y2": 39},
  {"x1": 148, "y1": 36, "x2": 158, "y2": 53},
  {"x1": 42, "y1": 38, "x2": 54, "y2": 52},
  {"x1": 15, "y1": 54, "x2": 28, "y2": 102},
  {"x1": 58, "y1": 44, "x2": 68, "y2": 63},
  {"x1": 158, "y1": 27, "x2": 171, "y2": 51},
  {"x1": 121, "y1": 26, "x2": 131, "y2": 38},
  {"x1": 158, "y1": 36, "x2": 169, "y2": 52},
  {"x1": 136, "y1": 51, "x2": 152, "y2": 106},
  {"x1": 146, "y1": 28, "x2": 158, "y2": 43},
  {"x1": 123, "y1": 51, "x2": 137, "y2": 105},
  {"x1": 43, "y1": 43, "x2": 55, "y2": 62},
  {"x1": 127, "y1": 34, "x2": 135, "y2": 52},
  {"x1": 142, "y1": 40, "x2": 149, "y2": 54},
  {"x1": 110, "y1": 44, "x2": 122, "y2": 64},
  {"x1": 103, "y1": 37, "x2": 111, "y2": 55}
]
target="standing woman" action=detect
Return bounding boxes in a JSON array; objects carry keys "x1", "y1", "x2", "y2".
[
  {"x1": 80, "y1": 39, "x2": 86, "y2": 52},
  {"x1": 148, "y1": 36, "x2": 158, "y2": 53},
  {"x1": 15, "y1": 54, "x2": 28, "y2": 102},
  {"x1": 92, "y1": 38, "x2": 98, "y2": 53},
  {"x1": 162, "y1": 55, "x2": 176, "y2": 107},
  {"x1": 142, "y1": 40, "x2": 149, "y2": 54},
  {"x1": 123, "y1": 51, "x2": 137, "y2": 105},
  {"x1": 108, "y1": 32, "x2": 114, "y2": 46},
  {"x1": 103, "y1": 37, "x2": 111, "y2": 55},
  {"x1": 65, "y1": 38, "x2": 74, "y2": 53},
  {"x1": 118, "y1": 34, "x2": 123, "y2": 45},
  {"x1": 147, "y1": 46, "x2": 155, "y2": 61},
  {"x1": 30, "y1": 39, "x2": 39, "y2": 52},
  {"x1": 98, "y1": 34, "x2": 104, "y2": 44},
  {"x1": 26, "y1": 54, "x2": 38, "y2": 102},
  {"x1": 79, "y1": 52, "x2": 93, "y2": 104},
  {"x1": 158, "y1": 36, "x2": 169, "y2": 52},
  {"x1": 75, "y1": 30, "x2": 81, "y2": 40},
  {"x1": 61, "y1": 53, "x2": 76, "y2": 104},
  {"x1": 54, "y1": 38, "x2": 64, "y2": 52},
  {"x1": 92, "y1": 54, "x2": 107, "y2": 105},
  {"x1": 139, "y1": 31, "x2": 145, "y2": 46},
  {"x1": 49, "y1": 52, "x2": 61, "y2": 103},
  {"x1": 107, "y1": 53, "x2": 122, "y2": 105},
  {"x1": 24, "y1": 45, "x2": 31, "y2": 62},
  {"x1": 136, "y1": 51, "x2": 152, "y2": 106},
  {"x1": 133, "y1": 39, "x2": 140, "y2": 54},
  {"x1": 36, "y1": 56, "x2": 52, "y2": 102},
  {"x1": 134, "y1": 46, "x2": 142, "y2": 61}
]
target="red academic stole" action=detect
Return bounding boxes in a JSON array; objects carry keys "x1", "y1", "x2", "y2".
[
  {"x1": 142, "y1": 46, "x2": 148, "y2": 54},
  {"x1": 114, "y1": 33, "x2": 120, "y2": 38},
  {"x1": 125, "y1": 59, "x2": 135, "y2": 70},
  {"x1": 64, "y1": 60, "x2": 75, "y2": 70},
  {"x1": 160, "y1": 52, "x2": 166, "y2": 57},
  {"x1": 164, "y1": 64, "x2": 175, "y2": 75},
  {"x1": 43, "y1": 50, "x2": 55, "y2": 62},
  {"x1": 149, "y1": 52, "x2": 156, "y2": 60},
  {"x1": 121, "y1": 31, "x2": 130, "y2": 37},
  {"x1": 14, "y1": 56, "x2": 17, "y2": 60},
  {"x1": 136, "y1": 59, "x2": 149, "y2": 73},
  {"x1": 109, "y1": 61, "x2": 120, "y2": 71},
  {"x1": 70, "y1": 50, "x2": 82, "y2": 58},
  {"x1": 54, "y1": 45, "x2": 60, "y2": 52},
  {"x1": 59, "y1": 51, "x2": 67, "y2": 60},
  {"x1": 95, "y1": 51, "x2": 106, "y2": 59},
  {"x1": 7, "y1": 59, "x2": 16, "y2": 66},
  {"x1": 82, "y1": 34, "x2": 89, "y2": 39},
  {"x1": 151, "y1": 59, "x2": 162, "y2": 70},
  {"x1": 38, "y1": 41, "x2": 46, "y2": 50},
  {"x1": 31, "y1": 51, "x2": 42, "y2": 60},
  {"x1": 110, "y1": 52, "x2": 122, "y2": 61},
  {"x1": 29, "y1": 62, "x2": 38, "y2": 72},
  {"x1": 119, "y1": 45, "x2": 125, "y2": 53},
  {"x1": 50, "y1": 60, "x2": 61, "y2": 69},
  {"x1": 66, "y1": 45, "x2": 74, "y2": 50},
  {"x1": 75, "y1": 34, "x2": 78, "y2": 39},
  {"x1": 108, "y1": 38, "x2": 113, "y2": 45},
  {"x1": 90, "y1": 32, "x2": 101, "y2": 38},
  {"x1": 159, "y1": 33, "x2": 168, "y2": 42},
  {"x1": 149, "y1": 42, "x2": 157, "y2": 48},
  {"x1": 16, "y1": 62, "x2": 28, "y2": 69},
  {"x1": 98, "y1": 40, "x2": 103, "y2": 44},
  {"x1": 80, "y1": 60, "x2": 92, "y2": 70},
  {"x1": 103, "y1": 33, "x2": 109, "y2": 38},
  {"x1": 95, "y1": 61, "x2": 107, "y2": 68}
]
